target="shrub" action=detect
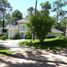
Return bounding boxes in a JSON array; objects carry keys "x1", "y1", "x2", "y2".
[
  {"x1": 19, "y1": 41, "x2": 25, "y2": 47},
  {"x1": 13, "y1": 33, "x2": 21, "y2": 39},
  {"x1": 19, "y1": 41, "x2": 31, "y2": 47},
  {"x1": 1, "y1": 36, "x2": 7, "y2": 40},
  {"x1": 30, "y1": 11, "x2": 55, "y2": 42},
  {"x1": 0, "y1": 34, "x2": 3, "y2": 37},
  {"x1": 47, "y1": 36, "x2": 55, "y2": 38},
  {"x1": 25, "y1": 31, "x2": 32, "y2": 39},
  {"x1": 58, "y1": 36, "x2": 65, "y2": 40}
]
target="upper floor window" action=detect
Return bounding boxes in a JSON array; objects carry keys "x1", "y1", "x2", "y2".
[{"x1": 19, "y1": 24, "x2": 27, "y2": 31}]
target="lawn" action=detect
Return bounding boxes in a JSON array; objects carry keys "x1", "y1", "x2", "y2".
[
  {"x1": 0, "y1": 49, "x2": 13, "y2": 53},
  {"x1": 19, "y1": 36, "x2": 67, "y2": 50}
]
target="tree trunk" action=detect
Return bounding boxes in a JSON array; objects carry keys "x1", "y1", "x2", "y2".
[
  {"x1": 40, "y1": 39, "x2": 44, "y2": 43},
  {"x1": 2, "y1": 11, "x2": 5, "y2": 34},
  {"x1": 2, "y1": 19, "x2": 5, "y2": 33},
  {"x1": 65, "y1": 23, "x2": 67, "y2": 37},
  {"x1": 35, "y1": 0, "x2": 38, "y2": 14}
]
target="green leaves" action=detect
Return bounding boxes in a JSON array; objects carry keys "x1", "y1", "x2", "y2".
[
  {"x1": 12, "y1": 10, "x2": 22, "y2": 20},
  {"x1": 40, "y1": 1, "x2": 51, "y2": 10},
  {"x1": 30, "y1": 11, "x2": 55, "y2": 42}
]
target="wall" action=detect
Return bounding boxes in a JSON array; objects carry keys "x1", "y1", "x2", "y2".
[
  {"x1": 8, "y1": 25, "x2": 18, "y2": 38},
  {"x1": 0, "y1": 27, "x2": 2, "y2": 35},
  {"x1": 18, "y1": 23, "x2": 27, "y2": 33}
]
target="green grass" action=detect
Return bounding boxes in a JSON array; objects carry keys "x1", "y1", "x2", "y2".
[
  {"x1": 33, "y1": 39, "x2": 67, "y2": 50},
  {"x1": 0, "y1": 49, "x2": 14, "y2": 55},
  {"x1": 19, "y1": 36, "x2": 67, "y2": 50}
]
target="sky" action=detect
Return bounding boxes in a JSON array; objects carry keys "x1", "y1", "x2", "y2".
[{"x1": 8, "y1": 0, "x2": 67, "y2": 18}]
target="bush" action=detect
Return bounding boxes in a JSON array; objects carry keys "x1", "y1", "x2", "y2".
[
  {"x1": 25, "y1": 31, "x2": 32, "y2": 39},
  {"x1": 0, "y1": 34, "x2": 3, "y2": 37},
  {"x1": 19, "y1": 41, "x2": 25, "y2": 47},
  {"x1": 19, "y1": 41, "x2": 31, "y2": 47},
  {"x1": 47, "y1": 36, "x2": 55, "y2": 38},
  {"x1": 58, "y1": 36, "x2": 65, "y2": 40},
  {"x1": 30, "y1": 11, "x2": 55, "y2": 42},
  {"x1": 13, "y1": 34, "x2": 21, "y2": 39},
  {"x1": 1, "y1": 36, "x2": 7, "y2": 40}
]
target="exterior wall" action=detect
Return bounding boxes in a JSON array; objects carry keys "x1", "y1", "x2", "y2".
[
  {"x1": 47, "y1": 32, "x2": 62, "y2": 37},
  {"x1": 8, "y1": 25, "x2": 19, "y2": 38},
  {"x1": 18, "y1": 23, "x2": 27, "y2": 33},
  {"x1": 0, "y1": 27, "x2": 2, "y2": 35},
  {"x1": 7, "y1": 23, "x2": 28, "y2": 39},
  {"x1": 18, "y1": 23, "x2": 28, "y2": 38}
]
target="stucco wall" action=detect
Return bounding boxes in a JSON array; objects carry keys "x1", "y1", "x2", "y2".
[
  {"x1": 8, "y1": 25, "x2": 18, "y2": 38},
  {"x1": 18, "y1": 23, "x2": 27, "y2": 33}
]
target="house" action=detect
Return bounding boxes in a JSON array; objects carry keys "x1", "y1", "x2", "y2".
[
  {"x1": 0, "y1": 27, "x2": 2, "y2": 35},
  {"x1": 6, "y1": 19, "x2": 63, "y2": 39},
  {"x1": 6, "y1": 19, "x2": 29, "y2": 39},
  {"x1": 47, "y1": 28, "x2": 63, "y2": 37}
]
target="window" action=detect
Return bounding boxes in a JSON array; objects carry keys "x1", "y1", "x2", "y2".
[{"x1": 19, "y1": 24, "x2": 26, "y2": 31}]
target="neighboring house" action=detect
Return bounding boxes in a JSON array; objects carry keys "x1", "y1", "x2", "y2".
[
  {"x1": 6, "y1": 19, "x2": 63, "y2": 39},
  {"x1": 47, "y1": 28, "x2": 63, "y2": 37}
]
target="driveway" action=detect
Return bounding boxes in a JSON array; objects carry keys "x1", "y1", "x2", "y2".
[
  {"x1": 0, "y1": 39, "x2": 25, "y2": 48},
  {"x1": 0, "y1": 39, "x2": 67, "y2": 67},
  {"x1": 0, "y1": 48, "x2": 67, "y2": 67}
]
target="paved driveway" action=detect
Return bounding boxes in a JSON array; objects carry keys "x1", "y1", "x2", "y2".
[
  {"x1": 0, "y1": 39, "x2": 67, "y2": 67},
  {"x1": 0, "y1": 39, "x2": 25, "y2": 48},
  {"x1": 0, "y1": 48, "x2": 67, "y2": 67}
]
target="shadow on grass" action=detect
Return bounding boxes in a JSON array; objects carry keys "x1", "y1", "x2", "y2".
[{"x1": 32, "y1": 39, "x2": 67, "y2": 50}]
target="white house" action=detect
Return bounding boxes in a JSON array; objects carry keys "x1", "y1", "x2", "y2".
[
  {"x1": 17, "y1": 19, "x2": 29, "y2": 38},
  {"x1": 6, "y1": 24, "x2": 19, "y2": 38},
  {"x1": 0, "y1": 27, "x2": 2, "y2": 35},
  {"x1": 47, "y1": 28, "x2": 63, "y2": 37},
  {"x1": 6, "y1": 19, "x2": 29, "y2": 38}
]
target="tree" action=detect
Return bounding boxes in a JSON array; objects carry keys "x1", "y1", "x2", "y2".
[
  {"x1": 5, "y1": 14, "x2": 14, "y2": 25},
  {"x1": 0, "y1": 0, "x2": 12, "y2": 32},
  {"x1": 58, "y1": 18, "x2": 67, "y2": 36},
  {"x1": 52, "y1": 0, "x2": 67, "y2": 36},
  {"x1": 35, "y1": 0, "x2": 38, "y2": 14},
  {"x1": 40, "y1": 1, "x2": 51, "y2": 16},
  {"x1": 27, "y1": 7, "x2": 34, "y2": 16},
  {"x1": 52, "y1": 0, "x2": 66, "y2": 22},
  {"x1": 40, "y1": 1, "x2": 51, "y2": 10},
  {"x1": 25, "y1": 22, "x2": 32, "y2": 39},
  {"x1": 12, "y1": 10, "x2": 22, "y2": 23},
  {"x1": 30, "y1": 11, "x2": 55, "y2": 42},
  {"x1": 62, "y1": 18, "x2": 67, "y2": 36}
]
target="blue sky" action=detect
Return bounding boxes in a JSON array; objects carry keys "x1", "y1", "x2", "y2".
[{"x1": 8, "y1": 0, "x2": 67, "y2": 18}]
